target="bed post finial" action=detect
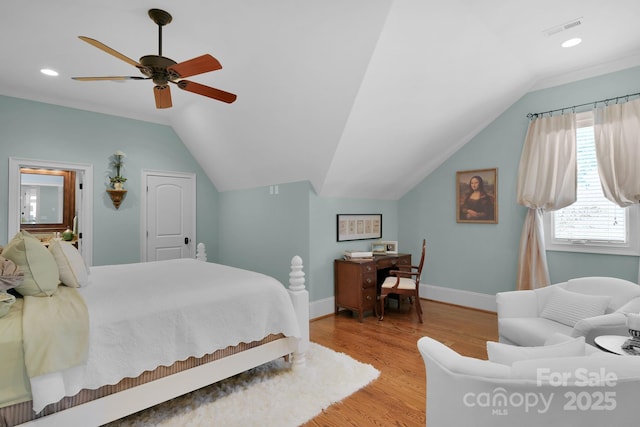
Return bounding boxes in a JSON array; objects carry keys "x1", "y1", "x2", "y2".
[
  {"x1": 196, "y1": 243, "x2": 207, "y2": 262},
  {"x1": 289, "y1": 255, "x2": 305, "y2": 291},
  {"x1": 289, "y1": 255, "x2": 309, "y2": 367}
]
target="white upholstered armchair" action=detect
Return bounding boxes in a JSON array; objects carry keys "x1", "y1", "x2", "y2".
[
  {"x1": 496, "y1": 276, "x2": 640, "y2": 346},
  {"x1": 417, "y1": 335, "x2": 640, "y2": 427}
]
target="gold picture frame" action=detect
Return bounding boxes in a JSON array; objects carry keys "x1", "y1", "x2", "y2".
[{"x1": 456, "y1": 168, "x2": 498, "y2": 224}]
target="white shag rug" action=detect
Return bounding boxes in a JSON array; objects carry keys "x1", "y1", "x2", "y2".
[{"x1": 104, "y1": 342, "x2": 380, "y2": 427}]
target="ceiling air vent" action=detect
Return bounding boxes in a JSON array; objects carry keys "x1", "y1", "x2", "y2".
[{"x1": 543, "y1": 17, "x2": 583, "y2": 36}]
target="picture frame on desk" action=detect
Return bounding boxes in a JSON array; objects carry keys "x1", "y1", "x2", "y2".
[
  {"x1": 371, "y1": 240, "x2": 398, "y2": 254},
  {"x1": 383, "y1": 241, "x2": 398, "y2": 254},
  {"x1": 337, "y1": 214, "x2": 382, "y2": 242},
  {"x1": 371, "y1": 241, "x2": 386, "y2": 254}
]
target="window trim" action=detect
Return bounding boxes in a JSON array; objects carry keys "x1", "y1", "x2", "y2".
[
  {"x1": 543, "y1": 111, "x2": 640, "y2": 256},
  {"x1": 544, "y1": 205, "x2": 640, "y2": 256}
]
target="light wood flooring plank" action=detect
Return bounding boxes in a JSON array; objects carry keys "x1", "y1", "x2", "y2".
[{"x1": 303, "y1": 299, "x2": 498, "y2": 426}]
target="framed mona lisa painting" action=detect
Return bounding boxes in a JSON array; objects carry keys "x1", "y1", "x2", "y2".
[{"x1": 456, "y1": 168, "x2": 498, "y2": 224}]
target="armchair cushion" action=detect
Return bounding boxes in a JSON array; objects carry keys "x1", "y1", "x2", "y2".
[
  {"x1": 487, "y1": 336, "x2": 586, "y2": 366},
  {"x1": 539, "y1": 287, "x2": 611, "y2": 327},
  {"x1": 421, "y1": 336, "x2": 511, "y2": 379},
  {"x1": 381, "y1": 276, "x2": 417, "y2": 290},
  {"x1": 498, "y1": 317, "x2": 572, "y2": 346}
]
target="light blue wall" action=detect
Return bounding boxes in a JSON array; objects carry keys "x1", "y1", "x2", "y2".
[
  {"x1": 309, "y1": 193, "x2": 399, "y2": 301},
  {"x1": 217, "y1": 181, "x2": 311, "y2": 288},
  {"x1": 0, "y1": 95, "x2": 220, "y2": 265},
  {"x1": 217, "y1": 181, "x2": 400, "y2": 301},
  {"x1": 399, "y1": 66, "x2": 640, "y2": 295}
]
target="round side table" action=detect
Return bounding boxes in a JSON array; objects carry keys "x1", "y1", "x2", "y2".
[{"x1": 594, "y1": 335, "x2": 639, "y2": 355}]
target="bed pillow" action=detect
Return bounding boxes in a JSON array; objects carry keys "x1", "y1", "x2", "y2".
[
  {"x1": 487, "y1": 336, "x2": 586, "y2": 366},
  {"x1": 2, "y1": 231, "x2": 59, "y2": 296},
  {"x1": 539, "y1": 287, "x2": 611, "y2": 327},
  {"x1": 49, "y1": 240, "x2": 89, "y2": 288}
]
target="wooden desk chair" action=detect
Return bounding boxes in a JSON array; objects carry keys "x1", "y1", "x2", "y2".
[{"x1": 378, "y1": 239, "x2": 425, "y2": 323}]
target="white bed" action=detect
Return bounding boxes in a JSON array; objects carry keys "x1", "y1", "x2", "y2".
[{"x1": 1, "y1": 245, "x2": 309, "y2": 427}]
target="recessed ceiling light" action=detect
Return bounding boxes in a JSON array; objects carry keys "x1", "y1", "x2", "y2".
[
  {"x1": 40, "y1": 68, "x2": 59, "y2": 76},
  {"x1": 561, "y1": 38, "x2": 582, "y2": 48}
]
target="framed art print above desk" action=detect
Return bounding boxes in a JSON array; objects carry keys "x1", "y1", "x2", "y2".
[{"x1": 337, "y1": 214, "x2": 382, "y2": 242}]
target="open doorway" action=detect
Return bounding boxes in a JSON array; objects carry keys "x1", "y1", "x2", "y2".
[{"x1": 8, "y1": 158, "x2": 94, "y2": 265}]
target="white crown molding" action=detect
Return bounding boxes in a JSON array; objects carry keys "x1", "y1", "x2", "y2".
[{"x1": 529, "y1": 51, "x2": 640, "y2": 92}]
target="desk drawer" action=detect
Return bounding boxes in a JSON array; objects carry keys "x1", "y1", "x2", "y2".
[
  {"x1": 377, "y1": 256, "x2": 410, "y2": 269},
  {"x1": 361, "y1": 263, "x2": 375, "y2": 274},
  {"x1": 362, "y1": 272, "x2": 376, "y2": 288},
  {"x1": 376, "y1": 258, "x2": 393, "y2": 269},
  {"x1": 362, "y1": 288, "x2": 376, "y2": 310},
  {"x1": 397, "y1": 256, "x2": 410, "y2": 267}
]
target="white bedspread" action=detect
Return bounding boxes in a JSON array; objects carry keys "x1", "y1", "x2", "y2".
[{"x1": 29, "y1": 258, "x2": 300, "y2": 412}]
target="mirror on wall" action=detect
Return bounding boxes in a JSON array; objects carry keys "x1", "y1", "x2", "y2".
[
  {"x1": 19, "y1": 168, "x2": 76, "y2": 232},
  {"x1": 8, "y1": 157, "x2": 94, "y2": 266}
]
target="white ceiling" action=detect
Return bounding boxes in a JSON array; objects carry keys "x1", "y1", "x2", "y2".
[{"x1": 2, "y1": 0, "x2": 640, "y2": 199}]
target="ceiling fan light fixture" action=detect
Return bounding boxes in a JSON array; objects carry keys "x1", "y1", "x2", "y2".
[
  {"x1": 561, "y1": 37, "x2": 582, "y2": 48},
  {"x1": 71, "y1": 9, "x2": 236, "y2": 109},
  {"x1": 40, "y1": 68, "x2": 59, "y2": 77}
]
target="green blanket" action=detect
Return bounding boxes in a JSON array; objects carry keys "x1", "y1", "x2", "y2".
[
  {"x1": 22, "y1": 286, "x2": 89, "y2": 378},
  {"x1": 0, "y1": 299, "x2": 31, "y2": 407}
]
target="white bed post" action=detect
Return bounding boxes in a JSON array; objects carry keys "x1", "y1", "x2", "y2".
[
  {"x1": 196, "y1": 242, "x2": 207, "y2": 262},
  {"x1": 288, "y1": 255, "x2": 309, "y2": 367}
]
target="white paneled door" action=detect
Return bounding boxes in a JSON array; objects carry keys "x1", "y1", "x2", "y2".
[{"x1": 143, "y1": 171, "x2": 195, "y2": 261}]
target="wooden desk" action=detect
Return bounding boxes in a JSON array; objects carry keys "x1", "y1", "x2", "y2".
[{"x1": 334, "y1": 253, "x2": 411, "y2": 322}]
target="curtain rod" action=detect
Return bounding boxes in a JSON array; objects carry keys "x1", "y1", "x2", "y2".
[{"x1": 526, "y1": 91, "x2": 640, "y2": 119}]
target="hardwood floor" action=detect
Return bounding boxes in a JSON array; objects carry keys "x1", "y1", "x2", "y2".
[{"x1": 302, "y1": 299, "x2": 498, "y2": 427}]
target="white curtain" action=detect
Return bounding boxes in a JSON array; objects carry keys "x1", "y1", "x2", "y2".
[
  {"x1": 515, "y1": 114, "x2": 577, "y2": 290},
  {"x1": 594, "y1": 98, "x2": 640, "y2": 207}
]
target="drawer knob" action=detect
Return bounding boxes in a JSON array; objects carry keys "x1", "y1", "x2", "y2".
[
  {"x1": 366, "y1": 266, "x2": 372, "y2": 272},
  {"x1": 366, "y1": 278, "x2": 372, "y2": 284},
  {"x1": 366, "y1": 295, "x2": 372, "y2": 300}
]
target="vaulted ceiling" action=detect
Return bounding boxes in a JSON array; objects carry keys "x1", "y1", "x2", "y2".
[{"x1": 2, "y1": 1, "x2": 640, "y2": 199}]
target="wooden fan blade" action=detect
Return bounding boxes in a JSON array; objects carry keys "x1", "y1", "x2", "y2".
[
  {"x1": 72, "y1": 76, "x2": 148, "y2": 81},
  {"x1": 154, "y1": 85, "x2": 172, "y2": 109},
  {"x1": 168, "y1": 54, "x2": 222, "y2": 79},
  {"x1": 78, "y1": 36, "x2": 142, "y2": 68},
  {"x1": 177, "y1": 80, "x2": 237, "y2": 104}
]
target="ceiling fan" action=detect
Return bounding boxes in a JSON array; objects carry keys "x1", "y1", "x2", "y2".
[{"x1": 72, "y1": 8, "x2": 236, "y2": 109}]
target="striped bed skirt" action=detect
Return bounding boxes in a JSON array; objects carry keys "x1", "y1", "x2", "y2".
[{"x1": 0, "y1": 334, "x2": 284, "y2": 427}]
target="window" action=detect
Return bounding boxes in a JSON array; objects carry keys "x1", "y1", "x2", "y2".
[{"x1": 544, "y1": 111, "x2": 640, "y2": 255}]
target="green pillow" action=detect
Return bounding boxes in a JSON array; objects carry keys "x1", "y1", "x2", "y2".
[{"x1": 2, "y1": 231, "x2": 59, "y2": 296}]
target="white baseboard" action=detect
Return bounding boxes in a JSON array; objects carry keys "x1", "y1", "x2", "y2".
[
  {"x1": 421, "y1": 284, "x2": 496, "y2": 312},
  {"x1": 309, "y1": 285, "x2": 496, "y2": 320},
  {"x1": 310, "y1": 297, "x2": 335, "y2": 320}
]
